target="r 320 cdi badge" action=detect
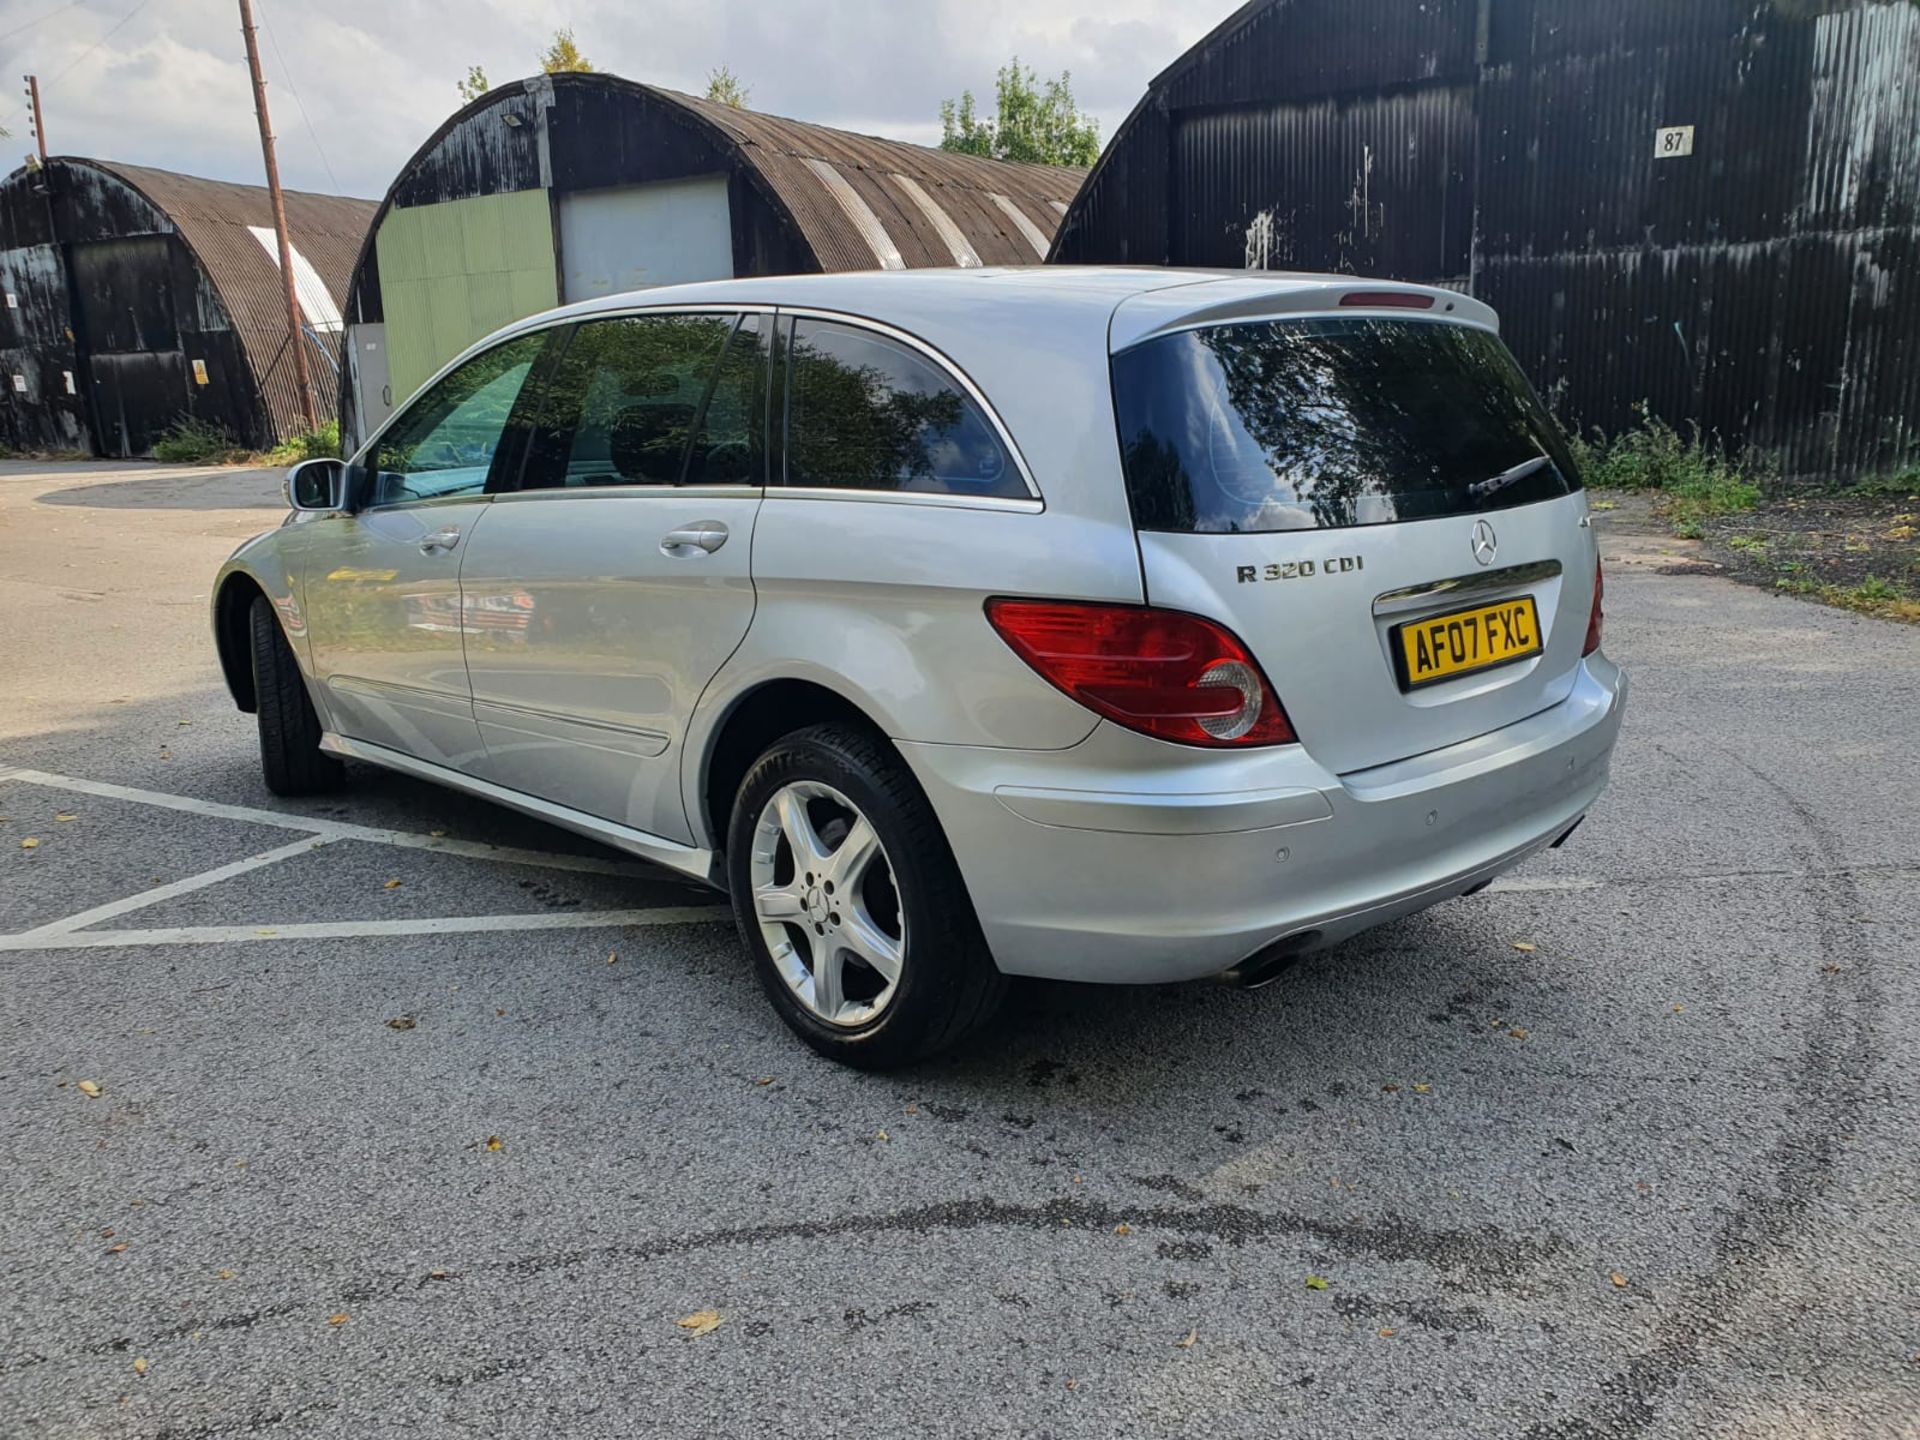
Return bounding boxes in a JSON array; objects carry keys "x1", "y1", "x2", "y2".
[{"x1": 212, "y1": 268, "x2": 1626, "y2": 1068}]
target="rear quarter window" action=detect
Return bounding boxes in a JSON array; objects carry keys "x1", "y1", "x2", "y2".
[{"x1": 1110, "y1": 317, "x2": 1581, "y2": 534}]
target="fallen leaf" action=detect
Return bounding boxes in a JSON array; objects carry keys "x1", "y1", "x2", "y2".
[
  {"x1": 1305, "y1": 1274, "x2": 1330, "y2": 1291},
  {"x1": 1610, "y1": 1272, "x2": 1628, "y2": 1289},
  {"x1": 383, "y1": 879, "x2": 402, "y2": 890},
  {"x1": 495, "y1": 1008, "x2": 506, "y2": 1017},
  {"x1": 1412, "y1": 1083, "x2": 1432, "y2": 1095},
  {"x1": 754, "y1": 1077, "x2": 773, "y2": 1087},
  {"x1": 1174, "y1": 1327, "x2": 1198, "y2": 1349},
  {"x1": 54, "y1": 813, "x2": 77, "y2": 822},
  {"x1": 905, "y1": 1104, "x2": 919, "y2": 1116},
  {"x1": 176, "y1": 719, "x2": 193, "y2": 727},
  {"x1": 328, "y1": 1312, "x2": 350, "y2": 1325},
  {"x1": 1114, "y1": 1223, "x2": 1132, "y2": 1236},
  {"x1": 1822, "y1": 963, "x2": 1844, "y2": 975},
  {"x1": 875, "y1": 1129, "x2": 890, "y2": 1142},
  {"x1": 1671, "y1": 1003, "x2": 1685, "y2": 1014},
  {"x1": 1065, "y1": 1378, "x2": 1079, "y2": 1391},
  {"x1": 429, "y1": 829, "x2": 447, "y2": 839},
  {"x1": 1378, "y1": 1327, "x2": 1397, "y2": 1338},
  {"x1": 256, "y1": 928, "x2": 277, "y2": 937},
  {"x1": 77, "y1": 1080, "x2": 103, "y2": 1098},
  {"x1": 1073, "y1": 1174, "x2": 1084, "y2": 1184},
  {"x1": 1508, "y1": 1027, "x2": 1531, "y2": 1041},
  {"x1": 676, "y1": 1309, "x2": 723, "y2": 1336},
  {"x1": 131, "y1": 1356, "x2": 148, "y2": 1375},
  {"x1": 1382, "y1": 1083, "x2": 1401, "y2": 1094},
  {"x1": 107, "y1": 1242, "x2": 129, "y2": 1254},
  {"x1": 386, "y1": 1017, "x2": 416, "y2": 1031},
  {"x1": 100, "y1": 1229, "x2": 114, "y2": 1238},
  {"x1": 607, "y1": 951, "x2": 618, "y2": 965},
  {"x1": 485, "y1": 1136, "x2": 503, "y2": 1152},
  {"x1": 1513, "y1": 942, "x2": 1537, "y2": 953},
  {"x1": 20, "y1": 837, "x2": 39, "y2": 849},
  {"x1": 217, "y1": 1269, "x2": 234, "y2": 1281}
]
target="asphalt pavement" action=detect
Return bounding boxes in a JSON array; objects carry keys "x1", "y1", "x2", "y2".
[{"x1": 1, "y1": 460, "x2": 1916, "y2": 1439}]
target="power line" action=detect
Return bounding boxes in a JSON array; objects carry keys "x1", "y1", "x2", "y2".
[
  {"x1": 0, "y1": 0, "x2": 155, "y2": 127},
  {"x1": 254, "y1": 0, "x2": 340, "y2": 194},
  {"x1": 0, "y1": 0, "x2": 84, "y2": 47}
]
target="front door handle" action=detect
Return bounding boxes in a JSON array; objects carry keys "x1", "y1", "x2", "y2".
[
  {"x1": 419, "y1": 527, "x2": 462, "y2": 555},
  {"x1": 660, "y1": 520, "x2": 729, "y2": 557}
]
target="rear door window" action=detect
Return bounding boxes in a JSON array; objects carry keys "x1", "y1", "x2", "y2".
[
  {"x1": 783, "y1": 318, "x2": 1024, "y2": 499},
  {"x1": 1110, "y1": 317, "x2": 1581, "y2": 533}
]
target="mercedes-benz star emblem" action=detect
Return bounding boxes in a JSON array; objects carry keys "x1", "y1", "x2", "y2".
[{"x1": 1471, "y1": 520, "x2": 1499, "y2": 567}]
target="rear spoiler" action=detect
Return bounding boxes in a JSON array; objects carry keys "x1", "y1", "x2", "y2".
[{"x1": 1110, "y1": 278, "x2": 1497, "y2": 353}]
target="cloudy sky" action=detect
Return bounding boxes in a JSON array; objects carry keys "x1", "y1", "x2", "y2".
[{"x1": 0, "y1": 0, "x2": 1232, "y2": 199}]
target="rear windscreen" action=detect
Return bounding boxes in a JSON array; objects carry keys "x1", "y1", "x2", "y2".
[{"x1": 1110, "y1": 317, "x2": 1581, "y2": 534}]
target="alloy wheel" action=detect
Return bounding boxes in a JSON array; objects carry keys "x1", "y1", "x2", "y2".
[{"x1": 748, "y1": 780, "x2": 906, "y2": 1027}]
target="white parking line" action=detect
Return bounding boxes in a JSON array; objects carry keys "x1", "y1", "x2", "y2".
[
  {"x1": 16, "y1": 834, "x2": 340, "y2": 939},
  {"x1": 0, "y1": 907, "x2": 730, "y2": 952},
  {"x1": 0, "y1": 767, "x2": 658, "y2": 879}
]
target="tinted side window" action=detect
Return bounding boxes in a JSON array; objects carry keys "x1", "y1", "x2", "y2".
[
  {"x1": 523, "y1": 314, "x2": 738, "y2": 490},
  {"x1": 784, "y1": 319, "x2": 1023, "y2": 499},
  {"x1": 371, "y1": 333, "x2": 545, "y2": 505},
  {"x1": 684, "y1": 317, "x2": 764, "y2": 485}
]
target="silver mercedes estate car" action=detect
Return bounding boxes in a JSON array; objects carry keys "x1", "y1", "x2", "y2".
[{"x1": 212, "y1": 267, "x2": 1626, "y2": 1067}]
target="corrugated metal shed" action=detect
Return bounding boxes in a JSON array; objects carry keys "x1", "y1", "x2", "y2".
[
  {"x1": 1052, "y1": 0, "x2": 1920, "y2": 481},
  {"x1": 0, "y1": 156, "x2": 375, "y2": 453},
  {"x1": 342, "y1": 73, "x2": 1084, "y2": 442},
  {"x1": 91, "y1": 161, "x2": 376, "y2": 444}
]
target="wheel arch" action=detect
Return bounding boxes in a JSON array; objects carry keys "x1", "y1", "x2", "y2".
[
  {"x1": 695, "y1": 677, "x2": 894, "y2": 859},
  {"x1": 212, "y1": 570, "x2": 267, "y2": 713}
]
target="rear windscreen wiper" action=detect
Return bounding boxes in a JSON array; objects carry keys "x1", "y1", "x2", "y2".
[{"x1": 1468, "y1": 454, "x2": 1554, "y2": 501}]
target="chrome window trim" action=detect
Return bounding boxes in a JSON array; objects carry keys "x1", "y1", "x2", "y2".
[
  {"x1": 775, "y1": 305, "x2": 1044, "y2": 508},
  {"x1": 488, "y1": 483, "x2": 766, "y2": 505},
  {"x1": 769, "y1": 487, "x2": 1043, "y2": 515}
]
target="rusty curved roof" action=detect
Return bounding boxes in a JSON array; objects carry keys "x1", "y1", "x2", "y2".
[
  {"x1": 360, "y1": 74, "x2": 1085, "y2": 285},
  {"x1": 80, "y1": 159, "x2": 375, "y2": 440},
  {"x1": 660, "y1": 85, "x2": 1085, "y2": 269}
]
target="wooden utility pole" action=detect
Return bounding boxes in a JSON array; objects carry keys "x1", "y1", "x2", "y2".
[
  {"x1": 236, "y1": 0, "x2": 317, "y2": 432},
  {"x1": 23, "y1": 75, "x2": 46, "y2": 161}
]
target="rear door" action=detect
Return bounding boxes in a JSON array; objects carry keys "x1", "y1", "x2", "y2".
[
  {"x1": 1110, "y1": 307, "x2": 1597, "y2": 776},
  {"x1": 458, "y1": 309, "x2": 767, "y2": 844}
]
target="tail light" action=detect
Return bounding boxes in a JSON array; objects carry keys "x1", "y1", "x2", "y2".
[
  {"x1": 1583, "y1": 558, "x2": 1606, "y2": 657},
  {"x1": 984, "y1": 599, "x2": 1296, "y2": 748}
]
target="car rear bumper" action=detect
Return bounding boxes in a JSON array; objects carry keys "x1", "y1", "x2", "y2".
[{"x1": 898, "y1": 654, "x2": 1628, "y2": 984}]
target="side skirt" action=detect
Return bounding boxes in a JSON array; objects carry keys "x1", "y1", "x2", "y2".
[{"x1": 318, "y1": 733, "x2": 723, "y2": 889}]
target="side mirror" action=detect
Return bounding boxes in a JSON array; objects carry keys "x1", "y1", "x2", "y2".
[{"x1": 287, "y1": 457, "x2": 347, "y2": 512}]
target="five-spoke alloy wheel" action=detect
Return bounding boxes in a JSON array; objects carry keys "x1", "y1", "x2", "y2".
[
  {"x1": 726, "y1": 723, "x2": 1006, "y2": 1068},
  {"x1": 749, "y1": 780, "x2": 906, "y2": 1028}
]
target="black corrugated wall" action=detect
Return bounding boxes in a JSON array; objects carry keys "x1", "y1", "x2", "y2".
[{"x1": 1052, "y1": 0, "x2": 1920, "y2": 480}]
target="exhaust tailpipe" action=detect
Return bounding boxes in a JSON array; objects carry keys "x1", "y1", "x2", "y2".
[{"x1": 1220, "y1": 931, "x2": 1323, "y2": 991}]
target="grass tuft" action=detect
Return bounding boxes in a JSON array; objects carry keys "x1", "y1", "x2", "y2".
[
  {"x1": 151, "y1": 417, "x2": 249, "y2": 464},
  {"x1": 263, "y1": 420, "x2": 342, "y2": 466},
  {"x1": 1569, "y1": 408, "x2": 1761, "y2": 538}
]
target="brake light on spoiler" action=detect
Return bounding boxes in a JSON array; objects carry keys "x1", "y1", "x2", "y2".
[{"x1": 1339, "y1": 291, "x2": 1436, "y2": 310}]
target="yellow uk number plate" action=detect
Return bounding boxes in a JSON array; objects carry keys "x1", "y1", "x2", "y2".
[{"x1": 1394, "y1": 597, "x2": 1544, "y2": 691}]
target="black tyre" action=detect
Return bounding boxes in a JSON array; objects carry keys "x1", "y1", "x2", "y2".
[
  {"x1": 726, "y1": 723, "x2": 1005, "y2": 1068},
  {"x1": 248, "y1": 594, "x2": 345, "y2": 797}
]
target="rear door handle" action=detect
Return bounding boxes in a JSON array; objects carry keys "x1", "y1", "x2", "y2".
[
  {"x1": 419, "y1": 527, "x2": 462, "y2": 555},
  {"x1": 660, "y1": 520, "x2": 729, "y2": 557}
]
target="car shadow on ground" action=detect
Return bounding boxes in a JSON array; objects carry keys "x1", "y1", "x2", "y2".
[{"x1": 33, "y1": 469, "x2": 284, "y2": 511}]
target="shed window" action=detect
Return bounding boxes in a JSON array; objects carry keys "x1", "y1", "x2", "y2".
[{"x1": 782, "y1": 319, "x2": 1021, "y2": 499}]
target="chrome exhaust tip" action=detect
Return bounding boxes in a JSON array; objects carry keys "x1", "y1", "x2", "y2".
[{"x1": 1220, "y1": 931, "x2": 1322, "y2": 991}]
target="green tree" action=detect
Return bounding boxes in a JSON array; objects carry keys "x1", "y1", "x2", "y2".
[
  {"x1": 939, "y1": 59, "x2": 1100, "y2": 168},
  {"x1": 540, "y1": 28, "x2": 593, "y2": 74},
  {"x1": 704, "y1": 65, "x2": 749, "y2": 109},
  {"x1": 456, "y1": 64, "x2": 490, "y2": 105}
]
